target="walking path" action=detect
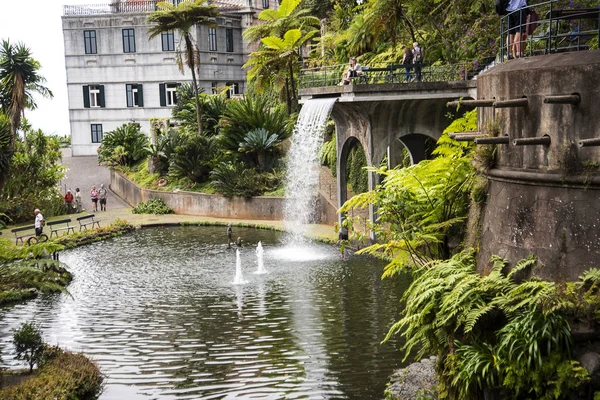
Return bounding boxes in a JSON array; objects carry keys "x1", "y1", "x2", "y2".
[{"x1": 1, "y1": 149, "x2": 338, "y2": 242}]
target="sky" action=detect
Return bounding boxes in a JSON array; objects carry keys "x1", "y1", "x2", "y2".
[{"x1": 0, "y1": 0, "x2": 92, "y2": 137}]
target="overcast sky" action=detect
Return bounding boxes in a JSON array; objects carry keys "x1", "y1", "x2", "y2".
[{"x1": 0, "y1": 0, "x2": 92, "y2": 137}]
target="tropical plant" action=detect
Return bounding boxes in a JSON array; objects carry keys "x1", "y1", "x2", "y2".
[
  {"x1": 13, "y1": 321, "x2": 46, "y2": 372},
  {"x1": 245, "y1": 28, "x2": 318, "y2": 114},
  {"x1": 218, "y1": 94, "x2": 292, "y2": 165},
  {"x1": 210, "y1": 161, "x2": 263, "y2": 197},
  {"x1": 98, "y1": 123, "x2": 150, "y2": 167},
  {"x1": 0, "y1": 39, "x2": 53, "y2": 147},
  {"x1": 239, "y1": 127, "x2": 282, "y2": 171},
  {"x1": 386, "y1": 251, "x2": 590, "y2": 399},
  {"x1": 147, "y1": 0, "x2": 220, "y2": 135},
  {"x1": 168, "y1": 132, "x2": 221, "y2": 183},
  {"x1": 319, "y1": 131, "x2": 337, "y2": 177},
  {"x1": 172, "y1": 86, "x2": 227, "y2": 136},
  {"x1": 341, "y1": 112, "x2": 476, "y2": 271}
]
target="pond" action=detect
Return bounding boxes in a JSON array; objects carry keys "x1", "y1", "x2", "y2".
[{"x1": 0, "y1": 226, "x2": 410, "y2": 399}]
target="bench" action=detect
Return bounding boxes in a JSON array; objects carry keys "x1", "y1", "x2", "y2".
[
  {"x1": 11, "y1": 225, "x2": 48, "y2": 245},
  {"x1": 77, "y1": 214, "x2": 101, "y2": 231},
  {"x1": 47, "y1": 218, "x2": 75, "y2": 238}
]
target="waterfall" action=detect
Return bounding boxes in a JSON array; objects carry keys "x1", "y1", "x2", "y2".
[{"x1": 284, "y1": 98, "x2": 337, "y2": 242}]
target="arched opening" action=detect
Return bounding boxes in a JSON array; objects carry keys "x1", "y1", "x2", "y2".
[{"x1": 398, "y1": 133, "x2": 437, "y2": 165}]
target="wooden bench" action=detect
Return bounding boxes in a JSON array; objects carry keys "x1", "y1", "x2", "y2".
[
  {"x1": 47, "y1": 218, "x2": 75, "y2": 238},
  {"x1": 11, "y1": 225, "x2": 48, "y2": 245},
  {"x1": 77, "y1": 214, "x2": 101, "y2": 231}
]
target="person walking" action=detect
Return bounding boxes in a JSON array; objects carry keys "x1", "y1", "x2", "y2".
[
  {"x1": 75, "y1": 188, "x2": 83, "y2": 213},
  {"x1": 90, "y1": 185, "x2": 99, "y2": 212},
  {"x1": 98, "y1": 184, "x2": 108, "y2": 211},
  {"x1": 402, "y1": 47, "x2": 413, "y2": 82},
  {"x1": 34, "y1": 209, "x2": 45, "y2": 237},
  {"x1": 412, "y1": 42, "x2": 424, "y2": 82}
]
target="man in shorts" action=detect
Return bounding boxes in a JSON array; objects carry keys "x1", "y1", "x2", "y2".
[{"x1": 98, "y1": 183, "x2": 108, "y2": 211}]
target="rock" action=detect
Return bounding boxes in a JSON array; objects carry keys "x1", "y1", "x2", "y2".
[
  {"x1": 579, "y1": 352, "x2": 600, "y2": 375},
  {"x1": 386, "y1": 357, "x2": 438, "y2": 400}
]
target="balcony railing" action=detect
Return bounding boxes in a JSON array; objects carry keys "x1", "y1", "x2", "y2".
[
  {"x1": 500, "y1": 0, "x2": 599, "y2": 61},
  {"x1": 63, "y1": 0, "x2": 245, "y2": 16}
]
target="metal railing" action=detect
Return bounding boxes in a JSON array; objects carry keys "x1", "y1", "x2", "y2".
[
  {"x1": 299, "y1": 59, "x2": 494, "y2": 89},
  {"x1": 63, "y1": 0, "x2": 245, "y2": 16},
  {"x1": 500, "y1": 0, "x2": 599, "y2": 61}
]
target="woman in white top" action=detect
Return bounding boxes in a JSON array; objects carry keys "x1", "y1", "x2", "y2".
[{"x1": 506, "y1": 0, "x2": 529, "y2": 58}]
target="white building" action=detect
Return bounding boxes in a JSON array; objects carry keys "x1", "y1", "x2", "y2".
[{"x1": 62, "y1": 0, "x2": 276, "y2": 156}]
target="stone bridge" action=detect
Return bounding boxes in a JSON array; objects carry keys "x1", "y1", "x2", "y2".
[{"x1": 299, "y1": 80, "x2": 477, "y2": 236}]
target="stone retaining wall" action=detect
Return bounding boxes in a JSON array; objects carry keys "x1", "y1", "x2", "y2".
[{"x1": 110, "y1": 170, "x2": 286, "y2": 220}]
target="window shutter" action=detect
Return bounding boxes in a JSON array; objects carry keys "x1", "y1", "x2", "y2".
[
  {"x1": 126, "y1": 84, "x2": 132, "y2": 107},
  {"x1": 99, "y1": 85, "x2": 105, "y2": 108},
  {"x1": 83, "y1": 85, "x2": 90, "y2": 108},
  {"x1": 159, "y1": 83, "x2": 166, "y2": 106},
  {"x1": 137, "y1": 84, "x2": 144, "y2": 107}
]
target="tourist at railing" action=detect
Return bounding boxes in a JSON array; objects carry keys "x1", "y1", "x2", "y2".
[
  {"x1": 412, "y1": 42, "x2": 424, "y2": 82},
  {"x1": 339, "y1": 57, "x2": 363, "y2": 85},
  {"x1": 506, "y1": 0, "x2": 531, "y2": 58},
  {"x1": 402, "y1": 47, "x2": 413, "y2": 83}
]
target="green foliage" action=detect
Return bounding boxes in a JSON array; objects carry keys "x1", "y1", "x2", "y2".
[
  {"x1": 0, "y1": 128, "x2": 66, "y2": 222},
  {"x1": 210, "y1": 162, "x2": 267, "y2": 197},
  {"x1": 13, "y1": 321, "x2": 45, "y2": 372},
  {"x1": 347, "y1": 145, "x2": 368, "y2": 194},
  {"x1": 218, "y1": 94, "x2": 292, "y2": 165},
  {"x1": 172, "y1": 87, "x2": 227, "y2": 136},
  {"x1": 98, "y1": 123, "x2": 150, "y2": 167},
  {"x1": 389, "y1": 251, "x2": 594, "y2": 399},
  {"x1": 132, "y1": 198, "x2": 174, "y2": 215},
  {"x1": 0, "y1": 347, "x2": 103, "y2": 399},
  {"x1": 168, "y1": 131, "x2": 221, "y2": 183},
  {"x1": 238, "y1": 127, "x2": 282, "y2": 171},
  {"x1": 319, "y1": 132, "x2": 337, "y2": 177}
]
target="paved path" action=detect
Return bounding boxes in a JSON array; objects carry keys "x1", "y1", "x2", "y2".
[{"x1": 1, "y1": 149, "x2": 338, "y2": 242}]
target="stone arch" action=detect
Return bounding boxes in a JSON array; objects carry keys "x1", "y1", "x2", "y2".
[{"x1": 397, "y1": 133, "x2": 438, "y2": 165}]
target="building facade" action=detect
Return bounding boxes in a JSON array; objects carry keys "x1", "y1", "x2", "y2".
[{"x1": 62, "y1": 0, "x2": 277, "y2": 156}]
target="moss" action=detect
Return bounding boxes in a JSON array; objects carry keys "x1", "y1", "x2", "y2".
[{"x1": 0, "y1": 348, "x2": 103, "y2": 399}]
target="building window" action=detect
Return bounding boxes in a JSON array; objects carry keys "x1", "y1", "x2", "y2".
[
  {"x1": 84, "y1": 30, "x2": 97, "y2": 54},
  {"x1": 208, "y1": 28, "x2": 217, "y2": 51},
  {"x1": 126, "y1": 84, "x2": 144, "y2": 107},
  {"x1": 262, "y1": 0, "x2": 269, "y2": 9},
  {"x1": 161, "y1": 31, "x2": 175, "y2": 51},
  {"x1": 122, "y1": 28, "x2": 136, "y2": 53},
  {"x1": 226, "y1": 82, "x2": 239, "y2": 98},
  {"x1": 83, "y1": 85, "x2": 105, "y2": 108},
  {"x1": 91, "y1": 124, "x2": 103, "y2": 143},
  {"x1": 226, "y1": 28, "x2": 233, "y2": 52},
  {"x1": 211, "y1": 82, "x2": 218, "y2": 94},
  {"x1": 159, "y1": 83, "x2": 179, "y2": 106}
]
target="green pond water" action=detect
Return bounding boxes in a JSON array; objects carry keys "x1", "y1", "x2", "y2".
[{"x1": 0, "y1": 226, "x2": 410, "y2": 399}]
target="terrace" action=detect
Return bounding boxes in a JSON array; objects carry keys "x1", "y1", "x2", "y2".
[{"x1": 63, "y1": 0, "x2": 246, "y2": 16}]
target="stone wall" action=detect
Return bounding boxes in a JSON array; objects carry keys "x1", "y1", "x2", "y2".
[
  {"x1": 110, "y1": 170, "x2": 286, "y2": 220},
  {"x1": 476, "y1": 51, "x2": 600, "y2": 281}
]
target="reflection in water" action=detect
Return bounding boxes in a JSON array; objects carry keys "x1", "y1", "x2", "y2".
[{"x1": 0, "y1": 226, "x2": 410, "y2": 399}]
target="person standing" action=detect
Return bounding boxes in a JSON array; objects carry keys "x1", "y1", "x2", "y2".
[
  {"x1": 412, "y1": 42, "x2": 424, "y2": 82},
  {"x1": 402, "y1": 47, "x2": 413, "y2": 82},
  {"x1": 227, "y1": 223, "x2": 233, "y2": 248},
  {"x1": 34, "y1": 209, "x2": 45, "y2": 237},
  {"x1": 98, "y1": 184, "x2": 108, "y2": 211},
  {"x1": 64, "y1": 190, "x2": 74, "y2": 214},
  {"x1": 90, "y1": 186, "x2": 99, "y2": 212},
  {"x1": 75, "y1": 188, "x2": 83, "y2": 213},
  {"x1": 506, "y1": 0, "x2": 529, "y2": 58}
]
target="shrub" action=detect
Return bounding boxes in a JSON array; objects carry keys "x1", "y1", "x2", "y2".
[
  {"x1": 13, "y1": 322, "x2": 45, "y2": 372},
  {"x1": 98, "y1": 123, "x2": 150, "y2": 167},
  {"x1": 168, "y1": 132, "x2": 221, "y2": 183},
  {"x1": 132, "y1": 198, "x2": 174, "y2": 215},
  {"x1": 0, "y1": 347, "x2": 103, "y2": 399},
  {"x1": 210, "y1": 162, "x2": 263, "y2": 197}
]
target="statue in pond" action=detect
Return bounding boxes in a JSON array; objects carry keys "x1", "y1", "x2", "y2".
[
  {"x1": 236, "y1": 237, "x2": 243, "y2": 247},
  {"x1": 227, "y1": 223, "x2": 233, "y2": 248}
]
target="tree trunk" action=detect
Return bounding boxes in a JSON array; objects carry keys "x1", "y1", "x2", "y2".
[
  {"x1": 184, "y1": 34, "x2": 203, "y2": 136},
  {"x1": 284, "y1": 77, "x2": 292, "y2": 116},
  {"x1": 288, "y1": 58, "x2": 297, "y2": 113}
]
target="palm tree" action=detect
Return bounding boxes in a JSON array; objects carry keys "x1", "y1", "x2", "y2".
[
  {"x1": 244, "y1": 28, "x2": 318, "y2": 114},
  {"x1": 0, "y1": 39, "x2": 53, "y2": 150},
  {"x1": 147, "y1": 0, "x2": 220, "y2": 136}
]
